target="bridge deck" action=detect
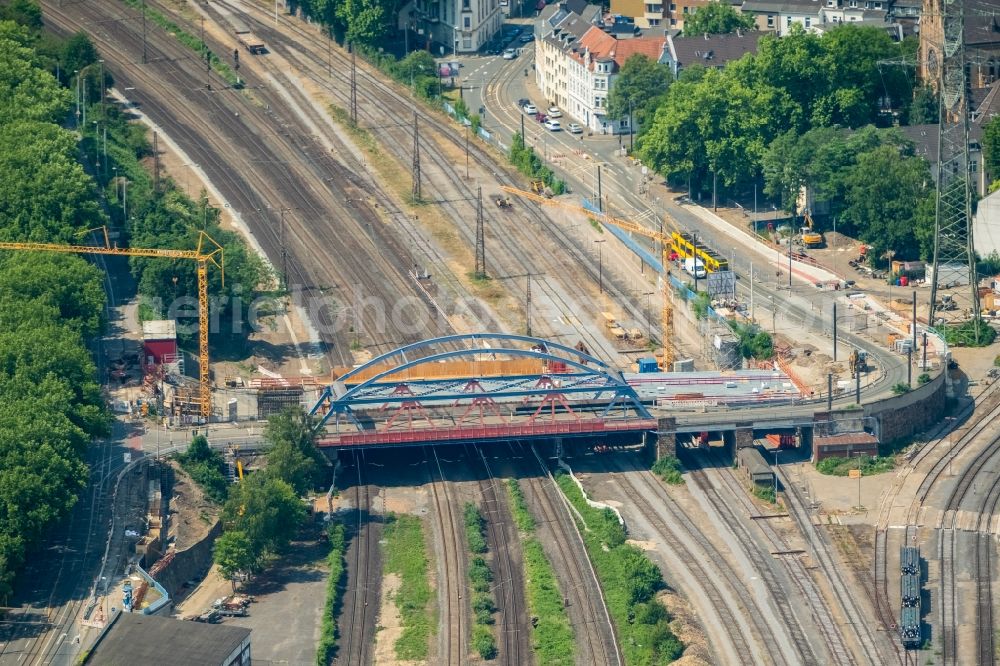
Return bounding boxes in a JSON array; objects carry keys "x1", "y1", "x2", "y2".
[{"x1": 317, "y1": 417, "x2": 658, "y2": 448}]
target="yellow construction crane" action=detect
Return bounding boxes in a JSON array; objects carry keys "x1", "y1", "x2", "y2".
[
  {"x1": 0, "y1": 230, "x2": 224, "y2": 419},
  {"x1": 501, "y1": 185, "x2": 676, "y2": 367}
]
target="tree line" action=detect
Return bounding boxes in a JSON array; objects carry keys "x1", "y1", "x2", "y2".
[
  {"x1": 0, "y1": 0, "x2": 268, "y2": 598},
  {"x1": 211, "y1": 410, "x2": 326, "y2": 583},
  {"x1": 608, "y1": 23, "x2": 943, "y2": 261}
]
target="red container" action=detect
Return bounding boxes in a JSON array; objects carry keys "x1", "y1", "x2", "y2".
[{"x1": 900, "y1": 276, "x2": 909, "y2": 287}]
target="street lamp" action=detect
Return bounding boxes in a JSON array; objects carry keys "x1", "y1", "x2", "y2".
[{"x1": 594, "y1": 240, "x2": 606, "y2": 294}]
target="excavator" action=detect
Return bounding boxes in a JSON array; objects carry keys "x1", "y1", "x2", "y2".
[{"x1": 801, "y1": 211, "x2": 824, "y2": 249}]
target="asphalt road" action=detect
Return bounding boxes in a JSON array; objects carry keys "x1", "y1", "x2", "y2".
[{"x1": 474, "y1": 45, "x2": 912, "y2": 401}]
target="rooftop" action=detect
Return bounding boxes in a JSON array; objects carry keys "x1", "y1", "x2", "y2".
[
  {"x1": 142, "y1": 319, "x2": 177, "y2": 341},
  {"x1": 665, "y1": 30, "x2": 764, "y2": 68},
  {"x1": 741, "y1": 0, "x2": 822, "y2": 13},
  {"x1": 84, "y1": 613, "x2": 250, "y2": 666}
]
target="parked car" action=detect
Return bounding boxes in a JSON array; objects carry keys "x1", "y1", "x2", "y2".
[
  {"x1": 522, "y1": 102, "x2": 537, "y2": 115},
  {"x1": 547, "y1": 106, "x2": 562, "y2": 118},
  {"x1": 517, "y1": 97, "x2": 530, "y2": 107},
  {"x1": 544, "y1": 119, "x2": 562, "y2": 131},
  {"x1": 535, "y1": 111, "x2": 547, "y2": 122},
  {"x1": 567, "y1": 122, "x2": 583, "y2": 134},
  {"x1": 503, "y1": 48, "x2": 517, "y2": 60},
  {"x1": 519, "y1": 33, "x2": 535, "y2": 43}
]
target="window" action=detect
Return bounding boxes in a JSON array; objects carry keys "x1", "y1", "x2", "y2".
[
  {"x1": 805, "y1": 17, "x2": 811, "y2": 27},
  {"x1": 670, "y1": 17, "x2": 677, "y2": 25},
  {"x1": 786, "y1": 15, "x2": 792, "y2": 26},
  {"x1": 463, "y1": 37, "x2": 472, "y2": 48},
  {"x1": 682, "y1": 6, "x2": 688, "y2": 13},
  {"x1": 767, "y1": 15, "x2": 774, "y2": 26},
  {"x1": 464, "y1": 15, "x2": 471, "y2": 28},
  {"x1": 669, "y1": 3, "x2": 675, "y2": 9},
  {"x1": 649, "y1": 17, "x2": 661, "y2": 25},
  {"x1": 463, "y1": 0, "x2": 470, "y2": 8}
]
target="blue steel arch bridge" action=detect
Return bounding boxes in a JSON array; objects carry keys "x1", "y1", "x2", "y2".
[{"x1": 309, "y1": 333, "x2": 656, "y2": 449}]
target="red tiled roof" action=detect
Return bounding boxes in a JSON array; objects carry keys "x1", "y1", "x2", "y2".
[
  {"x1": 612, "y1": 37, "x2": 666, "y2": 68},
  {"x1": 568, "y1": 26, "x2": 664, "y2": 71}
]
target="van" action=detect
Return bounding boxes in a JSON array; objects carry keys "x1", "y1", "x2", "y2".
[{"x1": 683, "y1": 257, "x2": 706, "y2": 279}]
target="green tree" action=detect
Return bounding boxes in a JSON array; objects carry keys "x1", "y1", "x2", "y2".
[
  {"x1": 983, "y1": 116, "x2": 1000, "y2": 184},
  {"x1": 223, "y1": 474, "x2": 305, "y2": 562},
  {"x1": 214, "y1": 530, "x2": 256, "y2": 584},
  {"x1": 335, "y1": 0, "x2": 388, "y2": 47},
  {"x1": 0, "y1": 0, "x2": 42, "y2": 32},
  {"x1": 840, "y1": 144, "x2": 933, "y2": 258},
  {"x1": 606, "y1": 54, "x2": 672, "y2": 133},
  {"x1": 908, "y1": 84, "x2": 939, "y2": 125},
  {"x1": 732, "y1": 323, "x2": 773, "y2": 359},
  {"x1": 0, "y1": 254, "x2": 106, "y2": 338},
  {"x1": 682, "y1": 2, "x2": 755, "y2": 36},
  {"x1": 264, "y1": 409, "x2": 323, "y2": 495},
  {"x1": 58, "y1": 32, "x2": 98, "y2": 78},
  {"x1": 638, "y1": 66, "x2": 799, "y2": 193}
]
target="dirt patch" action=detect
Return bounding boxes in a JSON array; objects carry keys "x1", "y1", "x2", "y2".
[
  {"x1": 659, "y1": 590, "x2": 712, "y2": 666},
  {"x1": 167, "y1": 462, "x2": 220, "y2": 551},
  {"x1": 172, "y1": 562, "x2": 233, "y2": 618},
  {"x1": 373, "y1": 572, "x2": 426, "y2": 666}
]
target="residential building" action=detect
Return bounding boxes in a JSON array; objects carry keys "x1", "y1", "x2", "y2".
[
  {"x1": 611, "y1": 0, "x2": 668, "y2": 28},
  {"x1": 740, "y1": 0, "x2": 823, "y2": 35},
  {"x1": 536, "y1": 8, "x2": 667, "y2": 133},
  {"x1": 536, "y1": 6, "x2": 603, "y2": 110},
  {"x1": 664, "y1": 0, "x2": 714, "y2": 30},
  {"x1": 407, "y1": 0, "x2": 502, "y2": 54},
  {"x1": 661, "y1": 29, "x2": 764, "y2": 77}
]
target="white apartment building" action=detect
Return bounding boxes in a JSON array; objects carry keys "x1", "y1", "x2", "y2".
[
  {"x1": 536, "y1": 6, "x2": 665, "y2": 134},
  {"x1": 408, "y1": 0, "x2": 502, "y2": 53}
]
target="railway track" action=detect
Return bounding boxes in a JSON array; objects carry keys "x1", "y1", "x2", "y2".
[
  {"x1": 214, "y1": 0, "x2": 657, "y2": 360},
  {"x1": 776, "y1": 466, "x2": 886, "y2": 665},
  {"x1": 425, "y1": 447, "x2": 465, "y2": 666},
  {"x1": 511, "y1": 442, "x2": 620, "y2": 666},
  {"x1": 0, "y1": 425, "x2": 122, "y2": 665},
  {"x1": 599, "y1": 455, "x2": 780, "y2": 665},
  {"x1": 936, "y1": 425, "x2": 1000, "y2": 665},
  {"x1": 45, "y1": 0, "x2": 451, "y2": 367},
  {"x1": 470, "y1": 445, "x2": 528, "y2": 665},
  {"x1": 691, "y1": 455, "x2": 854, "y2": 666},
  {"x1": 869, "y1": 378, "x2": 1000, "y2": 664},
  {"x1": 337, "y1": 450, "x2": 377, "y2": 666}
]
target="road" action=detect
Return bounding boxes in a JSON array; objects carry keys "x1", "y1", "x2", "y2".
[{"x1": 473, "y1": 42, "x2": 912, "y2": 400}]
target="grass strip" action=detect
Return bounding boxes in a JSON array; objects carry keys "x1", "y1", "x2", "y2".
[
  {"x1": 316, "y1": 523, "x2": 347, "y2": 666},
  {"x1": 464, "y1": 503, "x2": 497, "y2": 659},
  {"x1": 507, "y1": 480, "x2": 574, "y2": 665},
  {"x1": 554, "y1": 471, "x2": 684, "y2": 665},
  {"x1": 816, "y1": 454, "x2": 895, "y2": 476},
  {"x1": 120, "y1": 0, "x2": 241, "y2": 87},
  {"x1": 382, "y1": 513, "x2": 434, "y2": 660},
  {"x1": 506, "y1": 478, "x2": 536, "y2": 532}
]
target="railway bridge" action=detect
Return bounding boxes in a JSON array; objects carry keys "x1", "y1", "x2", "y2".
[{"x1": 310, "y1": 333, "x2": 657, "y2": 450}]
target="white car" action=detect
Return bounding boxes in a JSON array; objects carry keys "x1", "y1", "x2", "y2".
[
  {"x1": 502, "y1": 48, "x2": 517, "y2": 60},
  {"x1": 544, "y1": 119, "x2": 562, "y2": 131},
  {"x1": 546, "y1": 106, "x2": 562, "y2": 118},
  {"x1": 522, "y1": 102, "x2": 538, "y2": 115},
  {"x1": 567, "y1": 122, "x2": 583, "y2": 134}
]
